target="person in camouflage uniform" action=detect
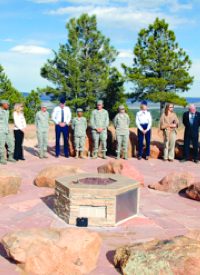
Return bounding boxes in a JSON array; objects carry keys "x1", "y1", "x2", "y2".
[
  {"x1": 90, "y1": 100, "x2": 109, "y2": 159},
  {"x1": 35, "y1": 102, "x2": 49, "y2": 158},
  {"x1": 113, "y1": 105, "x2": 130, "y2": 160},
  {"x1": 72, "y1": 108, "x2": 87, "y2": 159},
  {"x1": 0, "y1": 100, "x2": 16, "y2": 164}
]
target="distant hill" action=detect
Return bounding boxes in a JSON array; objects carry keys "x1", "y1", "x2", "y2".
[{"x1": 22, "y1": 92, "x2": 200, "y2": 108}]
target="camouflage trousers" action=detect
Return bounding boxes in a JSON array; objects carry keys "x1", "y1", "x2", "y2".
[
  {"x1": 116, "y1": 134, "x2": 129, "y2": 153},
  {"x1": 92, "y1": 130, "x2": 107, "y2": 153},
  {"x1": 74, "y1": 136, "x2": 86, "y2": 151},
  {"x1": 37, "y1": 130, "x2": 48, "y2": 154},
  {"x1": 0, "y1": 131, "x2": 14, "y2": 158}
]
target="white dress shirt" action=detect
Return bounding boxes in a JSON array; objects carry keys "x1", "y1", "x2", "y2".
[
  {"x1": 136, "y1": 110, "x2": 152, "y2": 132},
  {"x1": 51, "y1": 106, "x2": 71, "y2": 125},
  {"x1": 13, "y1": 112, "x2": 26, "y2": 130}
]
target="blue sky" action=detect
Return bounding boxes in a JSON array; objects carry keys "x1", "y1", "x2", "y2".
[{"x1": 0, "y1": 0, "x2": 200, "y2": 97}]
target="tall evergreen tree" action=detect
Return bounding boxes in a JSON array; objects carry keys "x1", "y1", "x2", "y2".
[
  {"x1": 124, "y1": 18, "x2": 193, "y2": 112},
  {"x1": 103, "y1": 68, "x2": 127, "y2": 120},
  {"x1": 0, "y1": 65, "x2": 24, "y2": 119},
  {"x1": 41, "y1": 13, "x2": 117, "y2": 112},
  {"x1": 0, "y1": 65, "x2": 12, "y2": 94}
]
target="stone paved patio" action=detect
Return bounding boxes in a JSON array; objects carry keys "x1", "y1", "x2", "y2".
[{"x1": 0, "y1": 150, "x2": 200, "y2": 274}]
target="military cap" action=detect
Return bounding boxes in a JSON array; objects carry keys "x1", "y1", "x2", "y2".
[
  {"x1": 41, "y1": 102, "x2": 47, "y2": 108},
  {"x1": 0, "y1": 99, "x2": 9, "y2": 105},
  {"x1": 76, "y1": 108, "x2": 83, "y2": 113},
  {"x1": 97, "y1": 100, "x2": 103, "y2": 105},
  {"x1": 141, "y1": 100, "x2": 148, "y2": 106},
  {"x1": 118, "y1": 105, "x2": 125, "y2": 110}
]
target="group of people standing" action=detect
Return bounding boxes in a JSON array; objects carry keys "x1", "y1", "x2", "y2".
[{"x1": 0, "y1": 98, "x2": 200, "y2": 164}]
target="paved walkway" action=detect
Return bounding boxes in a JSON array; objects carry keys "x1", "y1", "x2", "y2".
[{"x1": 0, "y1": 150, "x2": 200, "y2": 274}]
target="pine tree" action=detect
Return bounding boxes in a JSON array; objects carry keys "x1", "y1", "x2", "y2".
[
  {"x1": 0, "y1": 65, "x2": 24, "y2": 120},
  {"x1": 41, "y1": 13, "x2": 117, "y2": 112},
  {"x1": 24, "y1": 90, "x2": 41, "y2": 124},
  {"x1": 0, "y1": 65, "x2": 12, "y2": 94},
  {"x1": 103, "y1": 68, "x2": 127, "y2": 119},
  {"x1": 124, "y1": 18, "x2": 193, "y2": 113}
]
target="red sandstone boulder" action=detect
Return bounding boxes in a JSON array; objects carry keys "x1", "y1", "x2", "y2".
[
  {"x1": 34, "y1": 165, "x2": 85, "y2": 188},
  {"x1": 186, "y1": 182, "x2": 200, "y2": 201},
  {"x1": 2, "y1": 228, "x2": 102, "y2": 275},
  {"x1": 148, "y1": 172, "x2": 194, "y2": 193},
  {"x1": 97, "y1": 160, "x2": 144, "y2": 186},
  {"x1": 114, "y1": 235, "x2": 200, "y2": 275},
  {"x1": 150, "y1": 141, "x2": 163, "y2": 159},
  {"x1": 0, "y1": 169, "x2": 21, "y2": 197},
  {"x1": 175, "y1": 139, "x2": 184, "y2": 159}
]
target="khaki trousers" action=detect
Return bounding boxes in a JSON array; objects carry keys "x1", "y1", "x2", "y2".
[{"x1": 163, "y1": 129, "x2": 176, "y2": 160}]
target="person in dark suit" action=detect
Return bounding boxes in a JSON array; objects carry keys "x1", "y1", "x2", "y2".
[
  {"x1": 182, "y1": 104, "x2": 200, "y2": 163},
  {"x1": 51, "y1": 98, "x2": 71, "y2": 158}
]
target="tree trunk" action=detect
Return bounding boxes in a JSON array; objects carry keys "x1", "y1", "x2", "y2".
[{"x1": 160, "y1": 101, "x2": 165, "y2": 115}]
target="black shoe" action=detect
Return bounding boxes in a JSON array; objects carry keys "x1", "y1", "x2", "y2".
[
  {"x1": 19, "y1": 158, "x2": 25, "y2": 161},
  {"x1": 168, "y1": 159, "x2": 173, "y2": 162},
  {"x1": 137, "y1": 156, "x2": 142, "y2": 160},
  {"x1": 65, "y1": 155, "x2": 69, "y2": 158},
  {"x1": 180, "y1": 159, "x2": 189, "y2": 162},
  {"x1": 55, "y1": 155, "x2": 59, "y2": 158},
  {"x1": 194, "y1": 159, "x2": 199, "y2": 164}
]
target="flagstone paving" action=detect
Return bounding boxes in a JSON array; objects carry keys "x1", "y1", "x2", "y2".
[{"x1": 0, "y1": 151, "x2": 200, "y2": 274}]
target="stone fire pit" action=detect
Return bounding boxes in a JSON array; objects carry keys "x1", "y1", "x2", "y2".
[{"x1": 54, "y1": 173, "x2": 140, "y2": 227}]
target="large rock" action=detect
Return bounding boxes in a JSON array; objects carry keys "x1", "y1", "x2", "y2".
[
  {"x1": 0, "y1": 169, "x2": 21, "y2": 197},
  {"x1": 148, "y1": 172, "x2": 194, "y2": 193},
  {"x1": 34, "y1": 165, "x2": 85, "y2": 188},
  {"x1": 186, "y1": 182, "x2": 200, "y2": 201},
  {"x1": 150, "y1": 141, "x2": 163, "y2": 159},
  {"x1": 114, "y1": 235, "x2": 200, "y2": 275},
  {"x1": 2, "y1": 228, "x2": 102, "y2": 275},
  {"x1": 97, "y1": 160, "x2": 144, "y2": 186}
]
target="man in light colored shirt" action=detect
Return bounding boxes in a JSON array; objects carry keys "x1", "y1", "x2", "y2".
[
  {"x1": 72, "y1": 108, "x2": 87, "y2": 159},
  {"x1": 90, "y1": 100, "x2": 109, "y2": 159},
  {"x1": 35, "y1": 102, "x2": 49, "y2": 159},
  {"x1": 0, "y1": 100, "x2": 16, "y2": 164},
  {"x1": 135, "y1": 100, "x2": 152, "y2": 160},
  {"x1": 113, "y1": 105, "x2": 130, "y2": 160},
  {"x1": 51, "y1": 98, "x2": 71, "y2": 158}
]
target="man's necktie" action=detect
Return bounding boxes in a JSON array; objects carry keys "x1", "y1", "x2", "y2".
[
  {"x1": 190, "y1": 113, "x2": 195, "y2": 125},
  {"x1": 61, "y1": 109, "x2": 64, "y2": 123}
]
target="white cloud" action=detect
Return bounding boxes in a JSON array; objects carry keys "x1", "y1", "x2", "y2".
[
  {"x1": 118, "y1": 49, "x2": 133, "y2": 59},
  {"x1": 10, "y1": 45, "x2": 52, "y2": 55},
  {"x1": 47, "y1": 4, "x2": 194, "y2": 29},
  {"x1": 32, "y1": 0, "x2": 193, "y2": 10},
  {"x1": 0, "y1": 51, "x2": 50, "y2": 92}
]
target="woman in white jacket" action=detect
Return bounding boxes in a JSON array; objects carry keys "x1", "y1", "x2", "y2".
[{"x1": 13, "y1": 103, "x2": 26, "y2": 160}]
